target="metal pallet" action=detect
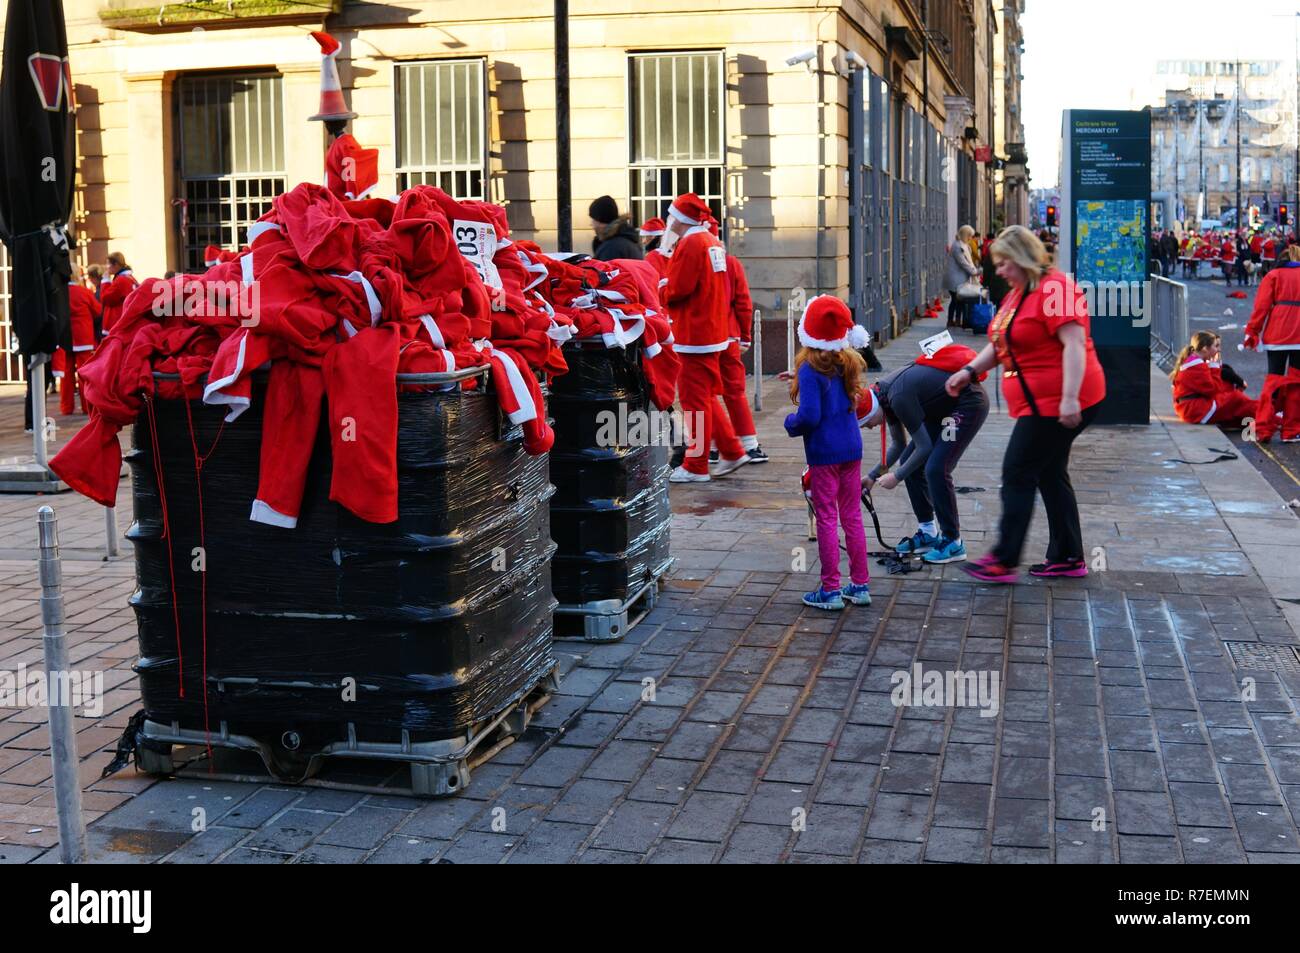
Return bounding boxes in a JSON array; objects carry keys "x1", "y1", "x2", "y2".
[
  {"x1": 134, "y1": 665, "x2": 560, "y2": 798},
  {"x1": 554, "y1": 558, "x2": 674, "y2": 643}
]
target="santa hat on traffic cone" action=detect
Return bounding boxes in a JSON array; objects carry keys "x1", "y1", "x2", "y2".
[
  {"x1": 798, "y1": 295, "x2": 870, "y2": 351},
  {"x1": 308, "y1": 31, "x2": 357, "y2": 123},
  {"x1": 639, "y1": 217, "x2": 665, "y2": 238}
]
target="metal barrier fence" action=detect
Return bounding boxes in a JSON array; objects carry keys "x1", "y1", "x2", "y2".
[{"x1": 1149, "y1": 274, "x2": 1188, "y2": 370}]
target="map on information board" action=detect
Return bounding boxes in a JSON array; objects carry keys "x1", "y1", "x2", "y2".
[{"x1": 1074, "y1": 199, "x2": 1146, "y2": 284}]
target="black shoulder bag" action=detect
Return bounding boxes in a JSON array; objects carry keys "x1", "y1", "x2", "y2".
[{"x1": 999, "y1": 294, "x2": 1041, "y2": 418}]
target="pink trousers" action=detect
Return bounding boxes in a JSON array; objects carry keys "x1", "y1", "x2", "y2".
[{"x1": 809, "y1": 459, "x2": 870, "y2": 591}]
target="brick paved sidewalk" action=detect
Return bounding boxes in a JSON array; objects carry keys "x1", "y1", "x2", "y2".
[{"x1": 1, "y1": 313, "x2": 1299, "y2": 864}]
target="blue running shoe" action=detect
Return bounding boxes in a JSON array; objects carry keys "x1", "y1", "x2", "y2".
[
  {"x1": 803, "y1": 587, "x2": 845, "y2": 611},
  {"x1": 896, "y1": 530, "x2": 939, "y2": 555},
  {"x1": 923, "y1": 537, "x2": 967, "y2": 565},
  {"x1": 842, "y1": 582, "x2": 872, "y2": 606}
]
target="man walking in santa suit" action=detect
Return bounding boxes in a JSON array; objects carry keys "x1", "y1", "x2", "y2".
[{"x1": 662, "y1": 193, "x2": 749, "y2": 483}]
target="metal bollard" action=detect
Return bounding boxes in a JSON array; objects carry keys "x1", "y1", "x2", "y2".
[
  {"x1": 104, "y1": 506, "x2": 119, "y2": 559},
  {"x1": 37, "y1": 506, "x2": 87, "y2": 864},
  {"x1": 786, "y1": 301, "x2": 796, "y2": 375},
  {"x1": 751, "y1": 307, "x2": 763, "y2": 412}
]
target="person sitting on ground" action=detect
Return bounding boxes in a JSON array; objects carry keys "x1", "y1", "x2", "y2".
[
  {"x1": 858, "y1": 337, "x2": 991, "y2": 567},
  {"x1": 588, "y1": 195, "x2": 643, "y2": 261},
  {"x1": 784, "y1": 296, "x2": 872, "y2": 611},
  {"x1": 1170, "y1": 331, "x2": 1257, "y2": 427}
]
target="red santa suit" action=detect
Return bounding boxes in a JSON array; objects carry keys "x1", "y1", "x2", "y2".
[
  {"x1": 718, "y1": 246, "x2": 757, "y2": 445},
  {"x1": 663, "y1": 193, "x2": 745, "y2": 475},
  {"x1": 1172, "y1": 355, "x2": 1256, "y2": 426},
  {"x1": 100, "y1": 269, "x2": 138, "y2": 334},
  {"x1": 56, "y1": 281, "x2": 100, "y2": 415},
  {"x1": 1244, "y1": 259, "x2": 1300, "y2": 440}
]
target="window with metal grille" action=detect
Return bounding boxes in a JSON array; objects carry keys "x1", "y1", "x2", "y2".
[
  {"x1": 0, "y1": 243, "x2": 19, "y2": 383},
  {"x1": 177, "y1": 73, "x2": 285, "y2": 273},
  {"x1": 628, "y1": 51, "x2": 725, "y2": 229},
  {"x1": 395, "y1": 59, "x2": 488, "y2": 199}
]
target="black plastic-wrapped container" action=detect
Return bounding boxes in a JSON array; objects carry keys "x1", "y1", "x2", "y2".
[
  {"x1": 126, "y1": 368, "x2": 557, "y2": 761},
  {"x1": 547, "y1": 340, "x2": 672, "y2": 616}
]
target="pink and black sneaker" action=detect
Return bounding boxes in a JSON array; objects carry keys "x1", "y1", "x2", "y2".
[
  {"x1": 1028, "y1": 560, "x2": 1088, "y2": 578},
  {"x1": 961, "y1": 554, "x2": 1019, "y2": 584}
]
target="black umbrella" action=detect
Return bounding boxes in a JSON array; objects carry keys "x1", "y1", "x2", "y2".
[{"x1": 0, "y1": 0, "x2": 76, "y2": 359}]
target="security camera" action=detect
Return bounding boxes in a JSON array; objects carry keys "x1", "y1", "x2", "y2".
[{"x1": 786, "y1": 49, "x2": 817, "y2": 67}]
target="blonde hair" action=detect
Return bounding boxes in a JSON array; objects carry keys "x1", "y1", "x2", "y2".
[
  {"x1": 956, "y1": 225, "x2": 975, "y2": 242},
  {"x1": 789, "y1": 347, "x2": 866, "y2": 406},
  {"x1": 1286, "y1": 244, "x2": 1300, "y2": 263},
  {"x1": 1171, "y1": 331, "x2": 1219, "y2": 381},
  {"x1": 989, "y1": 225, "x2": 1050, "y2": 290}
]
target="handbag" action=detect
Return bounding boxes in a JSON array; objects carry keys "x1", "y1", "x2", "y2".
[{"x1": 955, "y1": 280, "x2": 983, "y2": 300}]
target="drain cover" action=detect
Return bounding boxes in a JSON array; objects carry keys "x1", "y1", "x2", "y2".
[{"x1": 1223, "y1": 642, "x2": 1300, "y2": 675}]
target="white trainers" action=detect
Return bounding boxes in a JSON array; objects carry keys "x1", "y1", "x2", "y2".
[
  {"x1": 669, "y1": 466, "x2": 711, "y2": 483},
  {"x1": 711, "y1": 455, "x2": 750, "y2": 477}
]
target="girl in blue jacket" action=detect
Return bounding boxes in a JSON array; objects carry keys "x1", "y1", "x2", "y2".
[{"x1": 785, "y1": 296, "x2": 872, "y2": 610}]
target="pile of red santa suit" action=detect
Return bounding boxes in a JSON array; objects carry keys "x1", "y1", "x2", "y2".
[{"x1": 51, "y1": 182, "x2": 678, "y2": 528}]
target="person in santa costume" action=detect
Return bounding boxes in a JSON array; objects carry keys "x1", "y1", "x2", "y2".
[
  {"x1": 57, "y1": 265, "x2": 100, "y2": 415},
  {"x1": 784, "y1": 295, "x2": 872, "y2": 611},
  {"x1": 100, "y1": 251, "x2": 137, "y2": 334},
  {"x1": 1243, "y1": 244, "x2": 1300, "y2": 442},
  {"x1": 662, "y1": 192, "x2": 750, "y2": 482},
  {"x1": 1170, "y1": 331, "x2": 1256, "y2": 427},
  {"x1": 703, "y1": 213, "x2": 766, "y2": 463},
  {"x1": 640, "y1": 217, "x2": 665, "y2": 254}
]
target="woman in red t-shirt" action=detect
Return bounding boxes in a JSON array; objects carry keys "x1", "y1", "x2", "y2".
[{"x1": 943, "y1": 225, "x2": 1107, "y2": 583}]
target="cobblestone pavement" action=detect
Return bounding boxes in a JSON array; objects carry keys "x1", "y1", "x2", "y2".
[{"x1": 2, "y1": 313, "x2": 1299, "y2": 864}]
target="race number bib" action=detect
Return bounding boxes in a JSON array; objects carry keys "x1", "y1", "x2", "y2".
[
  {"x1": 453, "y1": 219, "x2": 503, "y2": 289},
  {"x1": 708, "y1": 246, "x2": 726, "y2": 273}
]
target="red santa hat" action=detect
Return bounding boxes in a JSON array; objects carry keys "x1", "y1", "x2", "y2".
[
  {"x1": 855, "y1": 386, "x2": 881, "y2": 424},
  {"x1": 325, "y1": 133, "x2": 379, "y2": 200},
  {"x1": 798, "y1": 295, "x2": 870, "y2": 351},
  {"x1": 666, "y1": 193, "x2": 711, "y2": 228},
  {"x1": 639, "y1": 217, "x2": 665, "y2": 238},
  {"x1": 308, "y1": 31, "x2": 357, "y2": 122},
  {"x1": 203, "y1": 245, "x2": 223, "y2": 268}
]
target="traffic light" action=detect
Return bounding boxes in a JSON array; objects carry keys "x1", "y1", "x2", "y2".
[
  {"x1": 1280, "y1": 204, "x2": 1289, "y2": 226},
  {"x1": 1045, "y1": 204, "x2": 1057, "y2": 227}
]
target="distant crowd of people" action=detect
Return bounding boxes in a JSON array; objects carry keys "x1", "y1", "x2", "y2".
[{"x1": 1150, "y1": 225, "x2": 1298, "y2": 285}]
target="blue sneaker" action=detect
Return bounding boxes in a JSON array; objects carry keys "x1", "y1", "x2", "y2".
[
  {"x1": 842, "y1": 582, "x2": 872, "y2": 606},
  {"x1": 803, "y1": 587, "x2": 845, "y2": 611},
  {"x1": 896, "y1": 530, "x2": 939, "y2": 555},
  {"x1": 923, "y1": 537, "x2": 967, "y2": 565}
]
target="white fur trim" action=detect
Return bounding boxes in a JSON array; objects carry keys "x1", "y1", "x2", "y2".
[
  {"x1": 1198, "y1": 400, "x2": 1218, "y2": 424},
  {"x1": 249, "y1": 499, "x2": 298, "y2": 529},
  {"x1": 202, "y1": 332, "x2": 251, "y2": 422},
  {"x1": 247, "y1": 221, "x2": 281, "y2": 242},
  {"x1": 673, "y1": 341, "x2": 729, "y2": 354},
  {"x1": 667, "y1": 204, "x2": 699, "y2": 226}
]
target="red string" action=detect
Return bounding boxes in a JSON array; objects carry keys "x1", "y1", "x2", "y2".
[
  {"x1": 182, "y1": 397, "x2": 225, "y2": 765},
  {"x1": 145, "y1": 396, "x2": 184, "y2": 698}
]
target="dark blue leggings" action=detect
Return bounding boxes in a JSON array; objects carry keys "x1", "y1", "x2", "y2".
[{"x1": 900, "y1": 389, "x2": 990, "y2": 540}]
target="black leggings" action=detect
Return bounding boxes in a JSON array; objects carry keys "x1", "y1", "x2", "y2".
[
  {"x1": 1267, "y1": 351, "x2": 1300, "y2": 375},
  {"x1": 991, "y1": 404, "x2": 1100, "y2": 568}
]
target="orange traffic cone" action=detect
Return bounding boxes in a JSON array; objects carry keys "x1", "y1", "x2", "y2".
[{"x1": 308, "y1": 31, "x2": 357, "y2": 123}]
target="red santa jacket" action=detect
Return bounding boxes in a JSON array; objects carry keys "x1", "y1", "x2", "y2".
[
  {"x1": 68, "y1": 282, "x2": 100, "y2": 352},
  {"x1": 100, "y1": 270, "x2": 138, "y2": 333},
  {"x1": 1244, "y1": 261, "x2": 1300, "y2": 349},
  {"x1": 663, "y1": 228, "x2": 730, "y2": 353},
  {"x1": 1172, "y1": 355, "x2": 1221, "y2": 424},
  {"x1": 1250, "y1": 234, "x2": 1264, "y2": 257},
  {"x1": 1219, "y1": 240, "x2": 1235, "y2": 263},
  {"x1": 1263, "y1": 238, "x2": 1278, "y2": 260},
  {"x1": 645, "y1": 248, "x2": 669, "y2": 280},
  {"x1": 723, "y1": 254, "x2": 753, "y2": 343}
]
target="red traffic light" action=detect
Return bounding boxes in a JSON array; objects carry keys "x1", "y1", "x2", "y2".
[
  {"x1": 1045, "y1": 205, "x2": 1058, "y2": 226},
  {"x1": 1281, "y1": 205, "x2": 1290, "y2": 225}
]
